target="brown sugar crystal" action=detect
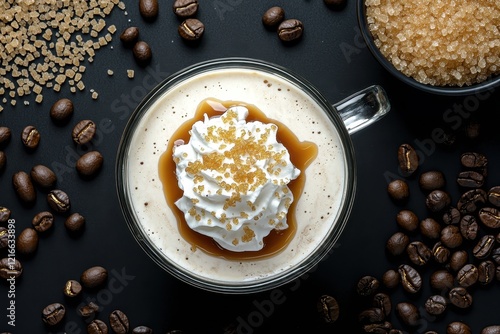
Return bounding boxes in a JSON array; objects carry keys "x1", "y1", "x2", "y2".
[
  {"x1": 366, "y1": 0, "x2": 500, "y2": 87},
  {"x1": 0, "y1": 0, "x2": 126, "y2": 108}
]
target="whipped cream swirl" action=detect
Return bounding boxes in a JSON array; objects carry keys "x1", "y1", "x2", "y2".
[{"x1": 173, "y1": 105, "x2": 300, "y2": 252}]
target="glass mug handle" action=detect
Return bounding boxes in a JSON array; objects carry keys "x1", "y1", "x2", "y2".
[{"x1": 333, "y1": 85, "x2": 391, "y2": 134}]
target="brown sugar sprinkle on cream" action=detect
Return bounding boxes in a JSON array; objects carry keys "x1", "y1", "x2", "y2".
[
  {"x1": 366, "y1": 0, "x2": 500, "y2": 87},
  {"x1": 0, "y1": 0, "x2": 126, "y2": 108}
]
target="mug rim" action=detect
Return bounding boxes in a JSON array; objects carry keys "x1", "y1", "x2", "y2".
[
  {"x1": 115, "y1": 57, "x2": 357, "y2": 293},
  {"x1": 356, "y1": 0, "x2": 500, "y2": 96}
]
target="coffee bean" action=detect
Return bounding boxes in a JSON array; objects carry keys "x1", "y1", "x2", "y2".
[
  {"x1": 448, "y1": 286, "x2": 473, "y2": 308},
  {"x1": 387, "y1": 179, "x2": 409, "y2": 203},
  {"x1": 420, "y1": 217, "x2": 441, "y2": 239},
  {"x1": 139, "y1": 0, "x2": 158, "y2": 20},
  {"x1": 482, "y1": 326, "x2": 500, "y2": 334},
  {"x1": 133, "y1": 326, "x2": 154, "y2": 334},
  {"x1": 16, "y1": 227, "x2": 38, "y2": 255},
  {"x1": 356, "y1": 275, "x2": 379, "y2": 296},
  {"x1": 88, "y1": 319, "x2": 109, "y2": 334},
  {"x1": 0, "y1": 126, "x2": 11, "y2": 146},
  {"x1": 448, "y1": 250, "x2": 468, "y2": 272},
  {"x1": 78, "y1": 302, "x2": 100, "y2": 317},
  {"x1": 109, "y1": 309, "x2": 130, "y2": 334},
  {"x1": 457, "y1": 188, "x2": 487, "y2": 214},
  {"x1": 419, "y1": 170, "x2": 445, "y2": 191},
  {"x1": 407, "y1": 241, "x2": 432, "y2": 266},
  {"x1": 457, "y1": 170, "x2": 484, "y2": 188},
  {"x1": 461, "y1": 152, "x2": 487, "y2": 169},
  {"x1": 457, "y1": 263, "x2": 478, "y2": 288},
  {"x1": 72, "y1": 119, "x2": 96, "y2": 145},
  {"x1": 492, "y1": 247, "x2": 500, "y2": 265},
  {"x1": 0, "y1": 207, "x2": 11, "y2": 223},
  {"x1": 488, "y1": 186, "x2": 500, "y2": 207},
  {"x1": 382, "y1": 269, "x2": 399, "y2": 289},
  {"x1": 173, "y1": 0, "x2": 198, "y2": 18},
  {"x1": 425, "y1": 189, "x2": 451, "y2": 212},
  {"x1": 63, "y1": 279, "x2": 82, "y2": 297},
  {"x1": 442, "y1": 206, "x2": 461, "y2": 225},
  {"x1": 398, "y1": 264, "x2": 422, "y2": 293},
  {"x1": 396, "y1": 209, "x2": 419, "y2": 232},
  {"x1": 479, "y1": 207, "x2": 500, "y2": 228},
  {"x1": 277, "y1": 19, "x2": 304, "y2": 42},
  {"x1": 448, "y1": 321, "x2": 472, "y2": 334},
  {"x1": 65, "y1": 212, "x2": 85, "y2": 233},
  {"x1": 31, "y1": 164, "x2": 57, "y2": 189},
  {"x1": 13, "y1": 170, "x2": 36, "y2": 205},
  {"x1": 50, "y1": 98, "x2": 74, "y2": 124},
  {"x1": 324, "y1": 0, "x2": 347, "y2": 9},
  {"x1": 358, "y1": 307, "x2": 385, "y2": 324},
  {"x1": 47, "y1": 189, "x2": 70, "y2": 213},
  {"x1": 432, "y1": 241, "x2": 450, "y2": 264},
  {"x1": 317, "y1": 294, "x2": 339, "y2": 323},
  {"x1": 363, "y1": 322, "x2": 393, "y2": 333},
  {"x1": 478, "y1": 260, "x2": 495, "y2": 285},
  {"x1": 396, "y1": 302, "x2": 419, "y2": 326},
  {"x1": 42, "y1": 303, "x2": 65, "y2": 326},
  {"x1": 133, "y1": 41, "x2": 152, "y2": 65},
  {"x1": 430, "y1": 269, "x2": 454, "y2": 291},
  {"x1": 262, "y1": 6, "x2": 285, "y2": 28},
  {"x1": 386, "y1": 232, "x2": 409, "y2": 256},
  {"x1": 0, "y1": 257, "x2": 22, "y2": 279},
  {"x1": 120, "y1": 27, "x2": 140, "y2": 46},
  {"x1": 372, "y1": 292, "x2": 391, "y2": 317},
  {"x1": 473, "y1": 234, "x2": 496, "y2": 259},
  {"x1": 0, "y1": 151, "x2": 6, "y2": 171},
  {"x1": 459, "y1": 215, "x2": 478, "y2": 240},
  {"x1": 178, "y1": 18, "x2": 205, "y2": 41},
  {"x1": 440, "y1": 225, "x2": 462, "y2": 249},
  {"x1": 21, "y1": 125, "x2": 40, "y2": 149},
  {"x1": 32, "y1": 211, "x2": 54, "y2": 233},
  {"x1": 81, "y1": 265, "x2": 108, "y2": 289},
  {"x1": 424, "y1": 295, "x2": 447, "y2": 315},
  {"x1": 76, "y1": 151, "x2": 103, "y2": 177},
  {"x1": 0, "y1": 227, "x2": 8, "y2": 249}
]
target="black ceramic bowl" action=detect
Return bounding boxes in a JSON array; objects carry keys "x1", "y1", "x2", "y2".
[{"x1": 357, "y1": 0, "x2": 500, "y2": 96}]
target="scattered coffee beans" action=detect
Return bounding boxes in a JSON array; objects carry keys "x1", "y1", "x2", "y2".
[
  {"x1": 448, "y1": 250, "x2": 468, "y2": 272},
  {"x1": 50, "y1": 98, "x2": 74, "y2": 124},
  {"x1": 139, "y1": 0, "x2": 159, "y2": 21},
  {"x1": 387, "y1": 179, "x2": 409, "y2": 203},
  {"x1": 406, "y1": 241, "x2": 432, "y2": 266},
  {"x1": 482, "y1": 326, "x2": 500, "y2": 334},
  {"x1": 120, "y1": 27, "x2": 140, "y2": 46},
  {"x1": 442, "y1": 206, "x2": 461, "y2": 225},
  {"x1": 381, "y1": 269, "x2": 399, "y2": 289},
  {"x1": 457, "y1": 188, "x2": 487, "y2": 214},
  {"x1": 16, "y1": 227, "x2": 38, "y2": 255},
  {"x1": 178, "y1": 18, "x2": 205, "y2": 41},
  {"x1": 109, "y1": 309, "x2": 130, "y2": 334},
  {"x1": 63, "y1": 279, "x2": 82, "y2": 297},
  {"x1": 420, "y1": 218, "x2": 441, "y2": 239},
  {"x1": 72, "y1": 119, "x2": 96, "y2": 145},
  {"x1": 87, "y1": 319, "x2": 109, "y2": 334},
  {"x1": 396, "y1": 302, "x2": 419, "y2": 326},
  {"x1": 21, "y1": 125, "x2": 40, "y2": 150},
  {"x1": 79, "y1": 302, "x2": 100, "y2": 318},
  {"x1": 456, "y1": 263, "x2": 478, "y2": 288},
  {"x1": 448, "y1": 321, "x2": 472, "y2": 334},
  {"x1": 358, "y1": 307, "x2": 385, "y2": 324},
  {"x1": 47, "y1": 189, "x2": 71, "y2": 213},
  {"x1": 386, "y1": 232, "x2": 409, "y2": 256},
  {"x1": 396, "y1": 209, "x2": 419, "y2": 232},
  {"x1": 398, "y1": 264, "x2": 422, "y2": 293},
  {"x1": 0, "y1": 258, "x2": 22, "y2": 279},
  {"x1": 0, "y1": 207, "x2": 11, "y2": 223},
  {"x1": 277, "y1": 19, "x2": 303, "y2": 42},
  {"x1": 133, "y1": 326, "x2": 154, "y2": 334},
  {"x1": 262, "y1": 6, "x2": 285, "y2": 28},
  {"x1": 356, "y1": 275, "x2": 379, "y2": 296},
  {"x1": 425, "y1": 189, "x2": 451, "y2": 212},
  {"x1": 398, "y1": 143, "x2": 419, "y2": 177},
  {"x1": 317, "y1": 295, "x2": 339, "y2": 323},
  {"x1": 372, "y1": 293, "x2": 391, "y2": 317},
  {"x1": 133, "y1": 41, "x2": 153, "y2": 65},
  {"x1": 81, "y1": 265, "x2": 108, "y2": 289},
  {"x1": 448, "y1": 287, "x2": 473, "y2": 308},
  {"x1": 419, "y1": 170, "x2": 445, "y2": 191},
  {"x1": 32, "y1": 211, "x2": 54, "y2": 233},
  {"x1": 424, "y1": 295, "x2": 447, "y2": 315},
  {"x1": 65, "y1": 212, "x2": 86, "y2": 233},
  {"x1": 487, "y1": 186, "x2": 500, "y2": 206},
  {"x1": 459, "y1": 215, "x2": 478, "y2": 240},
  {"x1": 440, "y1": 225, "x2": 463, "y2": 249},
  {"x1": 12, "y1": 171, "x2": 36, "y2": 205},
  {"x1": 173, "y1": 0, "x2": 199, "y2": 18},
  {"x1": 457, "y1": 170, "x2": 484, "y2": 188},
  {"x1": 30, "y1": 164, "x2": 57, "y2": 189},
  {"x1": 430, "y1": 269, "x2": 454, "y2": 291},
  {"x1": 76, "y1": 151, "x2": 103, "y2": 177},
  {"x1": 42, "y1": 303, "x2": 66, "y2": 326},
  {"x1": 477, "y1": 260, "x2": 495, "y2": 285},
  {"x1": 0, "y1": 126, "x2": 12, "y2": 146},
  {"x1": 473, "y1": 234, "x2": 496, "y2": 259},
  {"x1": 479, "y1": 207, "x2": 500, "y2": 228}
]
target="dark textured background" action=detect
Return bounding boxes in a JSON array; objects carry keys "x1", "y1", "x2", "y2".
[{"x1": 1, "y1": 1, "x2": 500, "y2": 333}]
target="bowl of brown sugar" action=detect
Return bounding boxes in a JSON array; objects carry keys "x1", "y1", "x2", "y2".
[{"x1": 357, "y1": 0, "x2": 500, "y2": 96}]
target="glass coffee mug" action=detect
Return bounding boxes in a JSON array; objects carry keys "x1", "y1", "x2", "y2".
[{"x1": 116, "y1": 57, "x2": 390, "y2": 294}]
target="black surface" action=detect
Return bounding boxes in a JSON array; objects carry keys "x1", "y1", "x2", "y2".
[{"x1": 1, "y1": 1, "x2": 500, "y2": 333}]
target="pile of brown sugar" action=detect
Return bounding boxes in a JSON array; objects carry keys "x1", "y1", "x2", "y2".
[
  {"x1": 0, "y1": 0, "x2": 127, "y2": 111},
  {"x1": 366, "y1": 0, "x2": 500, "y2": 87}
]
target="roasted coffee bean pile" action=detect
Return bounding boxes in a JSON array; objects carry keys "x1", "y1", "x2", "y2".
[{"x1": 353, "y1": 143, "x2": 500, "y2": 333}]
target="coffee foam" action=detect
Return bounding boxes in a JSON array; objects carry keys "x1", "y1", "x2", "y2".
[{"x1": 126, "y1": 68, "x2": 348, "y2": 284}]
